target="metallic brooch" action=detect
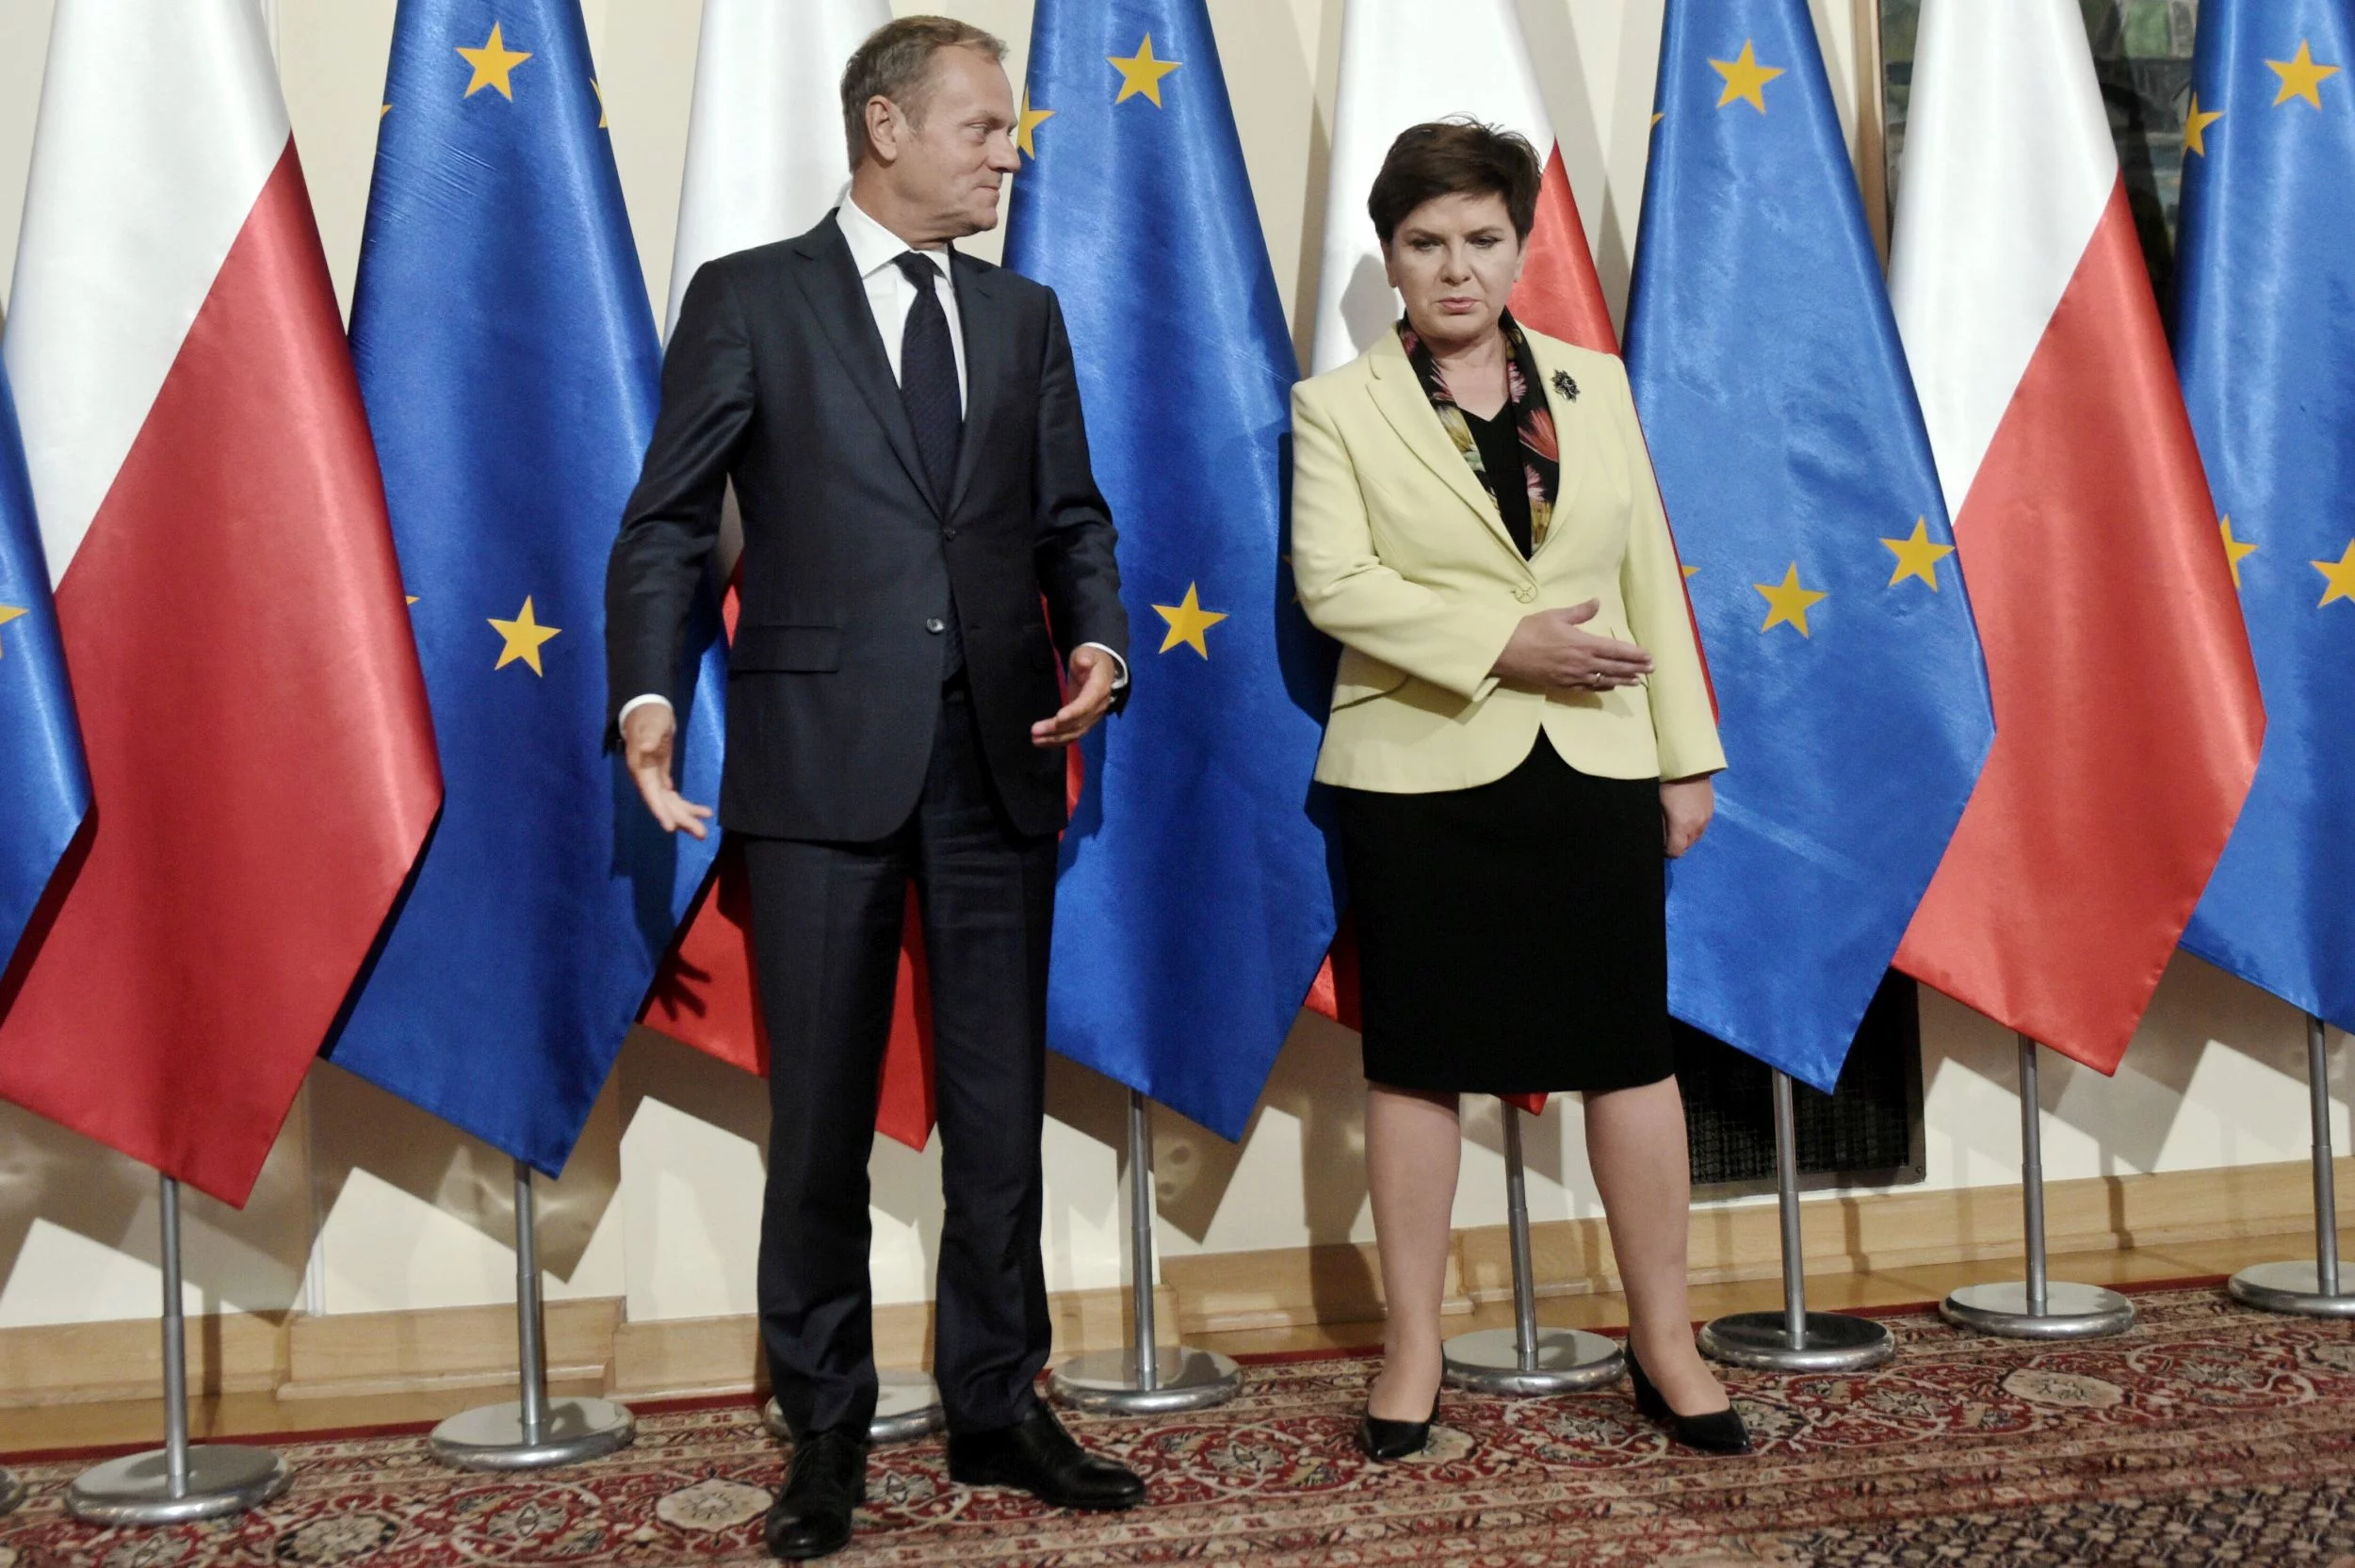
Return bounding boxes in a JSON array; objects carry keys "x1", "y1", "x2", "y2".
[{"x1": 1552, "y1": 369, "x2": 1579, "y2": 401}]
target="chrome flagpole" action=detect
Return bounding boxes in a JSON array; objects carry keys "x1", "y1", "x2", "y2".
[
  {"x1": 1699, "y1": 1071, "x2": 1892, "y2": 1371},
  {"x1": 1051, "y1": 1089, "x2": 1240, "y2": 1413},
  {"x1": 67, "y1": 1174, "x2": 292, "y2": 1524},
  {"x1": 429, "y1": 1159, "x2": 637, "y2": 1469},
  {"x1": 1443, "y1": 1099, "x2": 1623, "y2": 1394},
  {"x1": 1941, "y1": 1036, "x2": 2133, "y2": 1338},
  {"x1": 2230, "y1": 1014, "x2": 2355, "y2": 1317}
]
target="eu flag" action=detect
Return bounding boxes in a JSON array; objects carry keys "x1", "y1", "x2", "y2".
[
  {"x1": 2175, "y1": 0, "x2": 2355, "y2": 1033},
  {"x1": 1006, "y1": 0, "x2": 1338, "y2": 1140},
  {"x1": 1625, "y1": 0, "x2": 1992, "y2": 1091},
  {"x1": 0, "y1": 364, "x2": 87, "y2": 972},
  {"x1": 334, "y1": 0, "x2": 724, "y2": 1172}
]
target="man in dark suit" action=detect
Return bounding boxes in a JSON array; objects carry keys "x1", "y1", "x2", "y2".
[{"x1": 604, "y1": 17, "x2": 1142, "y2": 1560}]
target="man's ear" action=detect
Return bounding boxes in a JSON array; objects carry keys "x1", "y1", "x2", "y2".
[{"x1": 863, "y1": 96, "x2": 899, "y2": 165}]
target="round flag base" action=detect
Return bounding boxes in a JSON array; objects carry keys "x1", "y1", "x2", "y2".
[
  {"x1": 2229, "y1": 1261, "x2": 2355, "y2": 1318},
  {"x1": 1940, "y1": 1281, "x2": 2134, "y2": 1340},
  {"x1": 67, "y1": 1445, "x2": 290, "y2": 1526},
  {"x1": 1049, "y1": 1348, "x2": 1242, "y2": 1415},
  {"x1": 1699, "y1": 1310, "x2": 1894, "y2": 1372},
  {"x1": 1442, "y1": 1326, "x2": 1624, "y2": 1396},
  {"x1": 428, "y1": 1398, "x2": 635, "y2": 1471},
  {"x1": 764, "y1": 1370, "x2": 945, "y2": 1447}
]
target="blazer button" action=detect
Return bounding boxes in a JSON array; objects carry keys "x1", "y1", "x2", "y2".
[
  {"x1": 1514, "y1": 584, "x2": 1536, "y2": 603},
  {"x1": 942, "y1": 526, "x2": 959, "y2": 542},
  {"x1": 925, "y1": 618, "x2": 946, "y2": 634}
]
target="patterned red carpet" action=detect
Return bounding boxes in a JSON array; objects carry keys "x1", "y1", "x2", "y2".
[{"x1": 5, "y1": 1285, "x2": 2354, "y2": 1566}]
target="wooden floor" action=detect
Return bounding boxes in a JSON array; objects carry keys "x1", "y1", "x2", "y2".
[{"x1": 0, "y1": 1232, "x2": 2309, "y2": 1457}]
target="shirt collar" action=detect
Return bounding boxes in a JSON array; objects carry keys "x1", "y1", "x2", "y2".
[{"x1": 838, "y1": 193, "x2": 953, "y2": 284}]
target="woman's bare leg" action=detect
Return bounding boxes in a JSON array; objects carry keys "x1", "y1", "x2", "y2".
[
  {"x1": 1584, "y1": 1076, "x2": 1729, "y2": 1414},
  {"x1": 1364, "y1": 1081, "x2": 1462, "y2": 1421}
]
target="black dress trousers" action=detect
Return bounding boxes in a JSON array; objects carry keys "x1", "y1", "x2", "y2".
[{"x1": 744, "y1": 681, "x2": 1059, "y2": 1441}]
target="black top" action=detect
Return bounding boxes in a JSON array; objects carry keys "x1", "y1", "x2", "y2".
[{"x1": 1462, "y1": 405, "x2": 1534, "y2": 558}]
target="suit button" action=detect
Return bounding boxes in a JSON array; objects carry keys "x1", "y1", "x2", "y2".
[
  {"x1": 1514, "y1": 584, "x2": 1536, "y2": 603},
  {"x1": 925, "y1": 618, "x2": 946, "y2": 634},
  {"x1": 942, "y1": 527, "x2": 959, "y2": 541}
]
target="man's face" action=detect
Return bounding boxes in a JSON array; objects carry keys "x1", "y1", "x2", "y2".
[{"x1": 871, "y1": 47, "x2": 1022, "y2": 240}]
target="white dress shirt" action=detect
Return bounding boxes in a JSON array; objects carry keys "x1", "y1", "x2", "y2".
[{"x1": 620, "y1": 194, "x2": 1122, "y2": 734}]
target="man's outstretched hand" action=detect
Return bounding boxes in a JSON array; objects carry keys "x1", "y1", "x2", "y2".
[
  {"x1": 622, "y1": 701, "x2": 713, "y2": 838},
  {"x1": 1032, "y1": 644, "x2": 1118, "y2": 748}
]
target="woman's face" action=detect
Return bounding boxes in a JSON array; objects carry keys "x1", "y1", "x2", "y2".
[{"x1": 1383, "y1": 191, "x2": 1525, "y2": 349}]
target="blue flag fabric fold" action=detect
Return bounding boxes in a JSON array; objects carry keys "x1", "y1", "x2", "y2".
[
  {"x1": 1625, "y1": 0, "x2": 1992, "y2": 1091},
  {"x1": 0, "y1": 365, "x2": 89, "y2": 972},
  {"x1": 2174, "y1": 0, "x2": 2355, "y2": 1033},
  {"x1": 335, "y1": 0, "x2": 724, "y2": 1172},
  {"x1": 1006, "y1": 0, "x2": 1339, "y2": 1140}
]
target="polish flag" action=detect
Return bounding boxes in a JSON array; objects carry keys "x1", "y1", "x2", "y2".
[
  {"x1": 1304, "y1": 0, "x2": 1627, "y2": 1099},
  {"x1": 0, "y1": 0, "x2": 440, "y2": 1204},
  {"x1": 637, "y1": 0, "x2": 937, "y2": 1150},
  {"x1": 1888, "y1": 0, "x2": 2263, "y2": 1072},
  {"x1": 1308, "y1": 0, "x2": 1618, "y2": 375}
]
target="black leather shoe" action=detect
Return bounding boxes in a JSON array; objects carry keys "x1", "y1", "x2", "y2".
[
  {"x1": 764, "y1": 1429, "x2": 868, "y2": 1560},
  {"x1": 1355, "y1": 1397, "x2": 1439, "y2": 1462},
  {"x1": 946, "y1": 1405, "x2": 1146, "y2": 1511},
  {"x1": 1626, "y1": 1349, "x2": 1751, "y2": 1455}
]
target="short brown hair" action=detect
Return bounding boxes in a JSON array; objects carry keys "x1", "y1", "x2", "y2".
[
  {"x1": 839, "y1": 16, "x2": 1009, "y2": 170},
  {"x1": 1367, "y1": 120, "x2": 1544, "y2": 243}
]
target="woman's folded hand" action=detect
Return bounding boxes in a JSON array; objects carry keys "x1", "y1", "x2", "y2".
[{"x1": 1491, "y1": 598, "x2": 1654, "y2": 690}]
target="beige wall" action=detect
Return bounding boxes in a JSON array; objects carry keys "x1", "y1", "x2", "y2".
[{"x1": 0, "y1": 0, "x2": 2331, "y2": 1335}]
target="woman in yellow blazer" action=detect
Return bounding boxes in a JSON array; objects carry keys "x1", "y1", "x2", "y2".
[{"x1": 1292, "y1": 121, "x2": 1744, "y2": 1461}]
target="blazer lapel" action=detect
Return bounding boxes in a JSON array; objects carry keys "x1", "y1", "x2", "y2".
[
  {"x1": 1526, "y1": 336, "x2": 1592, "y2": 558},
  {"x1": 945, "y1": 253, "x2": 1003, "y2": 518},
  {"x1": 1365, "y1": 334, "x2": 1525, "y2": 564},
  {"x1": 788, "y1": 216, "x2": 943, "y2": 514}
]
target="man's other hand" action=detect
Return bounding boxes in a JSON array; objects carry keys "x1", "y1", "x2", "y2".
[
  {"x1": 1032, "y1": 644, "x2": 1118, "y2": 748},
  {"x1": 622, "y1": 701, "x2": 714, "y2": 838}
]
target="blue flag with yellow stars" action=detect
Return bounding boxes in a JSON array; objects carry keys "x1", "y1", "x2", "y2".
[
  {"x1": 2174, "y1": 1, "x2": 2355, "y2": 1034},
  {"x1": 0, "y1": 364, "x2": 89, "y2": 976},
  {"x1": 1006, "y1": 0, "x2": 1339, "y2": 1140},
  {"x1": 333, "y1": 0, "x2": 724, "y2": 1172},
  {"x1": 1624, "y1": 0, "x2": 1992, "y2": 1091}
]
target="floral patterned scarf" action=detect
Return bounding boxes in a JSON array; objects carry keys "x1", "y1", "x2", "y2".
[{"x1": 1397, "y1": 311, "x2": 1561, "y2": 553}]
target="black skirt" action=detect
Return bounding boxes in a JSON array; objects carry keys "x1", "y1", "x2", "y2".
[{"x1": 1335, "y1": 733, "x2": 1672, "y2": 1095}]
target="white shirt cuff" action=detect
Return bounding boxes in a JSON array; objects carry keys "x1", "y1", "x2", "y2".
[
  {"x1": 617, "y1": 693, "x2": 673, "y2": 728},
  {"x1": 1080, "y1": 642, "x2": 1129, "y2": 690}
]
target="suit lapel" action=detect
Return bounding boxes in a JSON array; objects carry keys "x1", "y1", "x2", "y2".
[
  {"x1": 946, "y1": 253, "x2": 1003, "y2": 518},
  {"x1": 788, "y1": 216, "x2": 943, "y2": 514},
  {"x1": 1365, "y1": 335, "x2": 1524, "y2": 564},
  {"x1": 1525, "y1": 336, "x2": 1593, "y2": 559}
]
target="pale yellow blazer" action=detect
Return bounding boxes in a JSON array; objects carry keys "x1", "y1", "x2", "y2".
[{"x1": 1291, "y1": 327, "x2": 1725, "y2": 793}]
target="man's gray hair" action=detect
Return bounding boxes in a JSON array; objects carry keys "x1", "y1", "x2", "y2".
[{"x1": 840, "y1": 16, "x2": 1008, "y2": 170}]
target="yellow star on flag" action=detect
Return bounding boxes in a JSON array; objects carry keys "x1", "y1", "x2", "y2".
[
  {"x1": 1016, "y1": 89, "x2": 1054, "y2": 158},
  {"x1": 1109, "y1": 34, "x2": 1182, "y2": 106},
  {"x1": 0, "y1": 602, "x2": 24, "y2": 654},
  {"x1": 2269, "y1": 40, "x2": 2341, "y2": 109},
  {"x1": 2218, "y1": 516, "x2": 2258, "y2": 588},
  {"x1": 1711, "y1": 41, "x2": 1784, "y2": 114},
  {"x1": 1682, "y1": 562, "x2": 1699, "y2": 578},
  {"x1": 1153, "y1": 583, "x2": 1227, "y2": 657},
  {"x1": 490, "y1": 595, "x2": 561, "y2": 674},
  {"x1": 1881, "y1": 517, "x2": 1957, "y2": 590},
  {"x1": 458, "y1": 23, "x2": 532, "y2": 101},
  {"x1": 1754, "y1": 563, "x2": 1827, "y2": 637},
  {"x1": 2313, "y1": 540, "x2": 2355, "y2": 607},
  {"x1": 2183, "y1": 91, "x2": 2223, "y2": 155}
]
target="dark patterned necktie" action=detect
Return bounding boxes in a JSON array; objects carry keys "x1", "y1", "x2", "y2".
[{"x1": 892, "y1": 251, "x2": 963, "y2": 504}]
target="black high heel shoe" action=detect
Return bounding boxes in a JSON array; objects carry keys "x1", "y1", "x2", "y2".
[
  {"x1": 1625, "y1": 1350, "x2": 1751, "y2": 1455},
  {"x1": 1356, "y1": 1394, "x2": 1440, "y2": 1462}
]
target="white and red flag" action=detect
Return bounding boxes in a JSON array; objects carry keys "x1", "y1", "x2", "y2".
[
  {"x1": 1888, "y1": 0, "x2": 2263, "y2": 1071},
  {"x1": 637, "y1": 0, "x2": 940, "y2": 1150},
  {"x1": 0, "y1": 0, "x2": 439, "y2": 1203},
  {"x1": 1308, "y1": 0, "x2": 1617, "y2": 373}
]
